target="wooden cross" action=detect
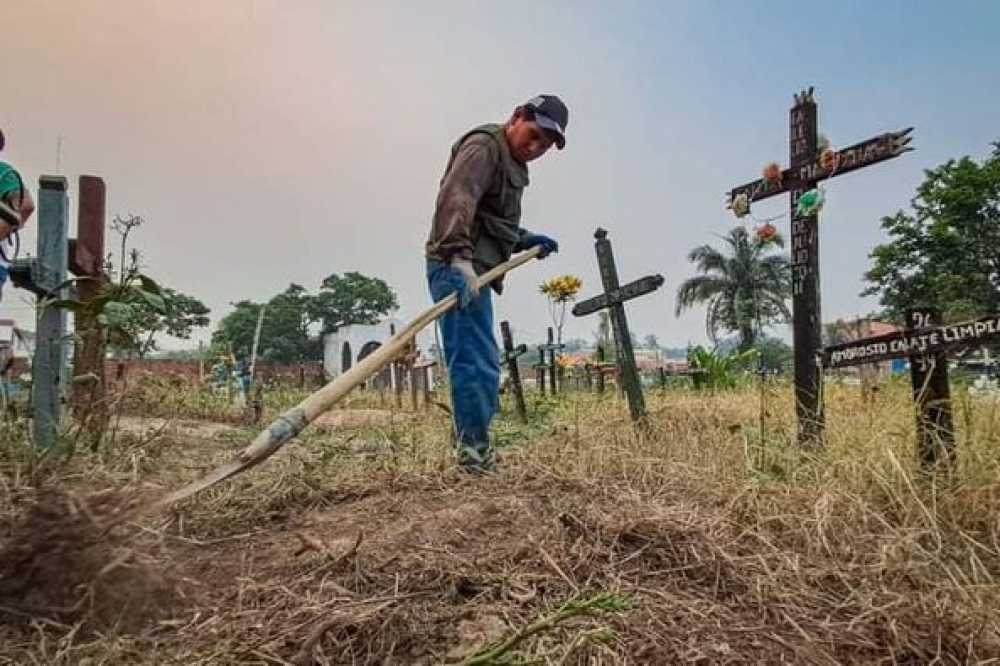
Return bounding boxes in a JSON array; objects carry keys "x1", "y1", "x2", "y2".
[
  {"x1": 533, "y1": 354, "x2": 549, "y2": 395},
  {"x1": 413, "y1": 358, "x2": 437, "y2": 410},
  {"x1": 8, "y1": 176, "x2": 70, "y2": 448},
  {"x1": 817, "y1": 307, "x2": 1000, "y2": 468},
  {"x1": 727, "y1": 87, "x2": 913, "y2": 446},
  {"x1": 537, "y1": 327, "x2": 565, "y2": 394},
  {"x1": 70, "y1": 176, "x2": 109, "y2": 447},
  {"x1": 572, "y1": 228, "x2": 664, "y2": 423},
  {"x1": 500, "y1": 321, "x2": 528, "y2": 423}
]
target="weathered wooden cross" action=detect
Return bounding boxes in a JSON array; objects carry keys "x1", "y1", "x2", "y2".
[
  {"x1": 537, "y1": 327, "x2": 564, "y2": 395},
  {"x1": 533, "y1": 353, "x2": 549, "y2": 395},
  {"x1": 819, "y1": 307, "x2": 1000, "y2": 468},
  {"x1": 500, "y1": 320, "x2": 528, "y2": 423},
  {"x1": 413, "y1": 358, "x2": 436, "y2": 410},
  {"x1": 573, "y1": 228, "x2": 664, "y2": 423},
  {"x1": 728, "y1": 87, "x2": 913, "y2": 446},
  {"x1": 70, "y1": 176, "x2": 109, "y2": 447}
]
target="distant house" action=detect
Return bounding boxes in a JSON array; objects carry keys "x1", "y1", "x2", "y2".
[
  {"x1": 322, "y1": 317, "x2": 437, "y2": 388},
  {"x1": 0, "y1": 319, "x2": 34, "y2": 359},
  {"x1": 0, "y1": 318, "x2": 34, "y2": 378}
]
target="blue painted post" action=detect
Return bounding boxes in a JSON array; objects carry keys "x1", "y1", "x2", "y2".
[{"x1": 31, "y1": 176, "x2": 69, "y2": 449}]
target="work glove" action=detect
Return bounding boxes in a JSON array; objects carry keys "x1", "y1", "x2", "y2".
[
  {"x1": 450, "y1": 258, "x2": 480, "y2": 309},
  {"x1": 516, "y1": 233, "x2": 559, "y2": 259}
]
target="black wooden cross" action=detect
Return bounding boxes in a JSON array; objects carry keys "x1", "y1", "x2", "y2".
[
  {"x1": 573, "y1": 228, "x2": 664, "y2": 423},
  {"x1": 727, "y1": 87, "x2": 913, "y2": 446},
  {"x1": 500, "y1": 320, "x2": 528, "y2": 423},
  {"x1": 818, "y1": 307, "x2": 1000, "y2": 468}
]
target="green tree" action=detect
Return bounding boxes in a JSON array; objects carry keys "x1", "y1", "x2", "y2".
[
  {"x1": 593, "y1": 311, "x2": 617, "y2": 362},
  {"x1": 213, "y1": 285, "x2": 322, "y2": 364},
  {"x1": 643, "y1": 334, "x2": 660, "y2": 350},
  {"x1": 754, "y1": 336, "x2": 793, "y2": 373},
  {"x1": 127, "y1": 287, "x2": 210, "y2": 358},
  {"x1": 53, "y1": 214, "x2": 209, "y2": 359},
  {"x1": 675, "y1": 226, "x2": 792, "y2": 351},
  {"x1": 863, "y1": 143, "x2": 1000, "y2": 321},
  {"x1": 309, "y1": 271, "x2": 398, "y2": 334},
  {"x1": 212, "y1": 300, "x2": 263, "y2": 360}
]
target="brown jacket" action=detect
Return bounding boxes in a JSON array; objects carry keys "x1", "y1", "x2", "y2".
[{"x1": 425, "y1": 124, "x2": 532, "y2": 287}]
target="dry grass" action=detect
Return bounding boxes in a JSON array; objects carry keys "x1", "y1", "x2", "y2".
[{"x1": 0, "y1": 380, "x2": 999, "y2": 664}]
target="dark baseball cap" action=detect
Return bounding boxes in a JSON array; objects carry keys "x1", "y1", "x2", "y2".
[{"x1": 524, "y1": 95, "x2": 568, "y2": 149}]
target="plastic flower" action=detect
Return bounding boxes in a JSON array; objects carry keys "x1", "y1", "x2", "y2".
[{"x1": 755, "y1": 221, "x2": 778, "y2": 243}]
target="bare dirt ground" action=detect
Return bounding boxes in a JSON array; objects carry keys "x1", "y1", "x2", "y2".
[{"x1": 1, "y1": 396, "x2": 999, "y2": 664}]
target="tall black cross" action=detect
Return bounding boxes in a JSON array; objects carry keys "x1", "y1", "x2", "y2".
[
  {"x1": 573, "y1": 228, "x2": 664, "y2": 423},
  {"x1": 728, "y1": 87, "x2": 913, "y2": 446},
  {"x1": 500, "y1": 320, "x2": 528, "y2": 423}
]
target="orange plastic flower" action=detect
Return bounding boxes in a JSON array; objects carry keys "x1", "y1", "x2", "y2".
[
  {"x1": 762, "y1": 162, "x2": 782, "y2": 183},
  {"x1": 820, "y1": 148, "x2": 840, "y2": 172},
  {"x1": 755, "y1": 222, "x2": 778, "y2": 242}
]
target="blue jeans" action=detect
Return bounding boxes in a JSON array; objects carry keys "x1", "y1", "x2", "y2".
[
  {"x1": 0, "y1": 264, "x2": 8, "y2": 301},
  {"x1": 427, "y1": 260, "x2": 500, "y2": 467}
]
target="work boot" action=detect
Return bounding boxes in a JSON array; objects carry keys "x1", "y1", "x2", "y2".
[{"x1": 456, "y1": 443, "x2": 498, "y2": 475}]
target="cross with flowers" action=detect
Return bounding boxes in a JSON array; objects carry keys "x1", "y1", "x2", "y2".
[{"x1": 726, "y1": 87, "x2": 913, "y2": 446}]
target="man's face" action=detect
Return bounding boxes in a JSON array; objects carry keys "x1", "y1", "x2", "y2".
[{"x1": 506, "y1": 112, "x2": 555, "y2": 163}]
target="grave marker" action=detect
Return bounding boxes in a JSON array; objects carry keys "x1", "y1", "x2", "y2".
[
  {"x1": 70, "y1": 176, "x2": 108, "y2": 446},
  {"x1": 727, "y1": 87, "x2": 913, "y2": 446},
  {"x1": 572, "y1": 228, "x2": 664, "y2": 423},
  {"x1": 537, "y1": 327, "x2": 565, "y2": 395},
  {"x1": 817, "y1": 308, "x2": 1000, "y2": 468},
  {"x1": 13, "y1": 177, "x2": 70, "y2": 448},
  {"x1": 500, "y1": 320, "x2": 528, "y2": 423}
]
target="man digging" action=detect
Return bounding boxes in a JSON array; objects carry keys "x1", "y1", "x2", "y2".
[{"x1": 426, "y1": 95, "x2": 567, "y2": 474}]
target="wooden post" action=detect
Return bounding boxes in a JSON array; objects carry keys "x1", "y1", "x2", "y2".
[
  {"x1": 248, "y1": 303, "x2": 266, "y2": 384},
  {"x1": 729, "y1": 88, "x2": 913, "y2": 446},
  {"x1": 32, "y1": 176, "x2": 70, "y2": 449},
  {"x1": 546, "y1": 327, "x2": 558, "y2": 394},
  {"x1": 500, "y1": 321, "x2": 528, "y2": 423},
  {"x1": 906, "y1": 308, "x2": 955, "y2": 468},
  {"x1": 424, "y1": 365, "x2": 434, "y2": 408},
  {"x1": 535, "y1": 355, "x2": 547, "y2": 395},
  {"x1": 70, "y1": 176, "x2": 108, "y2": 448},
  {"x1": 788, "y1": 90, "x2": 823, "y2": 445}
]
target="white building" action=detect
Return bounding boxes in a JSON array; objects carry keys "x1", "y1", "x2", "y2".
[{"x1": 322, "y1": 317, "x2": 437, "y2": 388}]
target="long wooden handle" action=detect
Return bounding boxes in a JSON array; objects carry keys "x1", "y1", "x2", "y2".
[{"x1": 151, "y1": 247, "x2": 542, "y2": 509}]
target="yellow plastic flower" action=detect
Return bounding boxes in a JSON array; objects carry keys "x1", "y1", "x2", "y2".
[{"x1": 539, "y1": 274, "x2": 583, "y2": 303}]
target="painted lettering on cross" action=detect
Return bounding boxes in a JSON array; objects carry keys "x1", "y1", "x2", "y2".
[
  {"x1": 730, "y1": 129, "x2": 914, "y2": 207},
  {"x1": 727, "y1": 86, "x2": 914, "y2": 448},
  {"x1": 823, "y1": 313, "x2": 1000, "y2": 369}
]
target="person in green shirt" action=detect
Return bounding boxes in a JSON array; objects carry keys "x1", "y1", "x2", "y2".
[{"x1": 0, "y1": 129, "x2": 35, "y2": 298}]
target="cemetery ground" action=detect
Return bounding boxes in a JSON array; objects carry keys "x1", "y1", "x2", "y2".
[{"x1": 1, "y1": 381, "x2": 1000, "y2": 665}]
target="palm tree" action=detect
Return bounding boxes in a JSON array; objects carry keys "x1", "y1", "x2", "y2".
[{"x1": 675, "y1": 226, "x2": 792, "y2": 351}]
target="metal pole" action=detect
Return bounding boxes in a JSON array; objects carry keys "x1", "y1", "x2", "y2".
[{"x1": 32, "y1": 176, "x2": 69, "y2": 449}]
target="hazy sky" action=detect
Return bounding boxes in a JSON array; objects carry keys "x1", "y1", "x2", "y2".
[{"x1": 2, "y1": 1, "x2": 998, "y2": 350}]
